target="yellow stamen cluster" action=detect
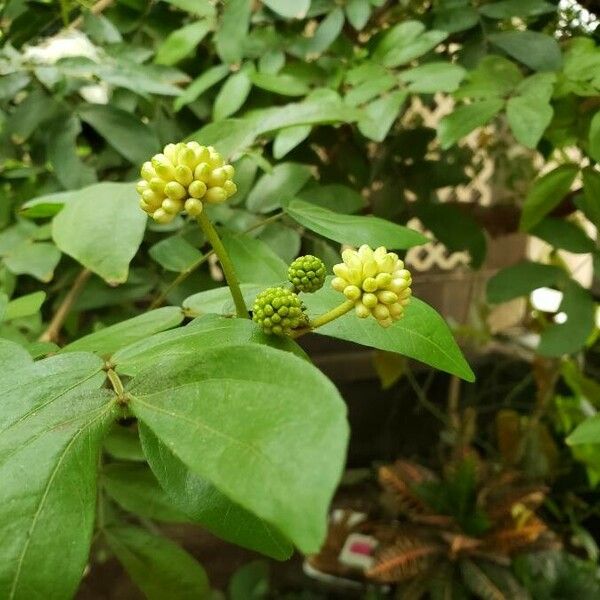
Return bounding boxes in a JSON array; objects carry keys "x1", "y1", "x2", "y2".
[
  {"x1": 332, "y1": 245, "x2": 412, "y2": 328},
  {"x1": 136, "y1": 142, "x2": 237, "y2": 224}
]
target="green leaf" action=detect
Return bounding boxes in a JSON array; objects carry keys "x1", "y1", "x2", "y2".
[
  {"x1": 229, "y1": 560, "x2": 270, "y2": 600},
  {"x1": 302, "y1": 283, "x2": 474, "y2": 381},
  {"x1": 284, "y1": 198, "x2": 428, "y2": 249},
  {"x1": 128, "y1": 344, "x2": 348, "y2": 552},
  {"x1": 568, "y1": 416, "x2": 600, "y2": 446},
  {"x1": 174, "y1": 64, "x2": 229, "y2": 111},
  {"x1": 381, "y1": 30, "x2": 447, "y2": 67},
  {"x1": 346, "y1": 0, "x2": 371, "y2": 30},
  {"x1": 103, "y1": 424, "x2": 145, "y2": 461},
  {"x1": 191, "y1": 100, "x2": 362, "y2": 158},
  {"x1": 150, "y1": 236, "x2": 203, "y2": 272},
  {"x1": 213, "y1": 70, "x2": 253, "y2": 120},
  {"x1": 161, "y1": 0, "x2": 216, "y2": 16},
  {"x1": 105, "y1": 526, "x2": 210, "y2": 600},
  {"x1": 215, "y1": 0, "x2": 252, "y2": 64},
  {"x1": 3, "y1": 291, "x2": 45, "y2": 321},
  {"x1": 246, "y1": 162, "x2": 313, "y2": 213},
  {"x1": 155, "y1": 19, "x2": 212, "y2": 65},
  {"x1": 52, "y1": 182, "x2": 147, "y2": 284},
  {"x1": 259, "y1": 223, "x2": 302, "y2": 263},
  {"x1": 19, "y1": 190, "x2": 76, "y2": 218},
  {"x1": 345, "y1": 74, "x2": 397, "y2": 107},
  {"x1": 47, "y1": 115, "x2": 96, "y2": 190},
  {"x1": 530, "y1": 218, "x2": 595, "y2": 253},
  {"x1": 222, "y1": 233, "x2": 288, "y2": 284},
  {"x1": 507, "y1": 94, "x2": 553, "y2": 148},
  {"x1": 579, "y1": 168, "x2": 600, "y2": 227},
  {"x1": 489, "y1": 31, "x2": 562, "y2": 72},
  {"x1": 588, "y1": 111, "x2": 600, "y2": 163},
  {"x1": 291, "y1": 7, "x2": 344, "y2": 57},
  {"x1": 415, "y1": 203, "x2": 486, "y2": 268},
  {"x1": 113, "y1": 314, "x2": 305, "y2": 376},
  {"x1": 273, "y1": 125, "x2": 312, "y2": 158},
  {"x1": 263, "y1": 0, "x2": 310, "y2": 19},
  {"x1": 297, "y1": 183, "x2": 366, "y2": 214},
  {"x1": 140, "y1": 427, "x2": 293, "y2": 559},
  {"x1": 373, "y1": 21, "x2": 424, "y2": 61},
  {"x1": 181, "y1": 284, "x2": 265, "y2": 319},
  {"x1": 479, "y1": 0, "x2": 555, "y2": 19},
  {"x1": 3, "y1": 242, "x2": 60, "y2": 282},
  {"x1": 79, "y1": 104, "x2": 160, "y2": 165},
  {"x1": 435, "y1": 4, "x2": 479, "y2": 32},
  {"x1": 250, "y1": 72, "x2": 309, "y2": 96},
  {"x1": 438, "y1": 99, "x2": 504, "y2": 149},
  {"x1": 400, "y1": 62, "x2": 466, "y2": 93},
  {"x1": 62, "y1": 307, "x2": 184, "y2": 357},
  {"x1": 0, "y1": 338, "x2": 33, "y2": 371},
  {"x1": 487, "y1": 261, "x2": 563, "y2": 303},
  {"x1": 455, "y1": 55, "x2": 523, "y2": 100},
  {"x1": 103, "y1": 463, "x2": 188, "y2": 522},
  {"x1": 538, "y1": 280, "x2": 596, "y2": 357},
  {"x1": 358, "y1": 90, "x2": 408, "y2": 141},
  {"x1": 0, "y1": 351, "x2": 114, "y2": 599},
  {"x1": 520, "y1": 165, "x2": 579, "y2": 231}
]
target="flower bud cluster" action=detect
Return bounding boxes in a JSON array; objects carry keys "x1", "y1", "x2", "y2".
[
  {"x1": 137, "y1": 142, "x2": 237, "y2": 223},
  {"x1": 332, "y1": 245, "x2": 411, "y2": 328},
  {"x1": 252, "y1": 287, "x2": 307, "y2": 336},
  {"x1": 288, "y1": 255, "x2": 326, "y2": 293}
]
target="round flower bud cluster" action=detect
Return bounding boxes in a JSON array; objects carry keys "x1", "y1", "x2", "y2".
[
  {"x1": 136, "y1": 142, "x2": 237, "y2": 224},
  {"x1": 332, "y1": 245, "x2": 412, "y2": 328},
  {"x1": 288, "y1": 255, "x2": 327, "y2": 293},
  {"x1": 252, "y1": 287, "x2": 307, "y2": 336}
]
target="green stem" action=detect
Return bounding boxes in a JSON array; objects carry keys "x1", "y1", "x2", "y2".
[
  {"x1": 292, "y1": 299, "x2": 355, "y2": 337},
  {"x1": 196, "y1": 211, "x2": 248, "y2": 319},
  {"x1": 148, "y1": 212, "x2": 284, "y2": 310}
]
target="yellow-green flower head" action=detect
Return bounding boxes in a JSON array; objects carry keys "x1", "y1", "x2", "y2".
[
  {"x1": 332, "y1": 245, "x2": 412, "y2": 328},
  {"x1": 136, "y1": 142, "x2": 237, "y2": 224}
]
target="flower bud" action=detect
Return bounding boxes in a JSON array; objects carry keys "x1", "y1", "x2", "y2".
[
  {"x1": 288, "y1": 255, "x2": 327, "y2": 293},
  {"x1": 137, "y1": 142, "x2": 237, "y2": 222},
  {"x1": 331, "y1": 244, "x2": 412, "y2": 327},
  {"x1": 252, "y1": 287, "x2": 307, "y2": 336}
]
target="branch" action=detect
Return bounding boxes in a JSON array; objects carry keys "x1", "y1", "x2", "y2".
[{"x1": 39, "y1": 268, "x2": 92, "y2": 343}]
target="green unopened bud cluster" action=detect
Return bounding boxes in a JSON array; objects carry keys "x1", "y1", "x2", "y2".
[
  {"x1": 137, "y1": 142, "x2": 237, "y2": 224},
  {"x1": 252, "y1": 287, "x2": 307, "y2": 336},
  {"x1": 288, "y1": 255, "x2": 326, "y2": 293},
  {"x1": 332, "y1": 245, "x2": 411, "y2": 328}
]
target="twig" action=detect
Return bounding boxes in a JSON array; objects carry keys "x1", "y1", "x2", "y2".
[
  {"x1": 39, "y1": 268, "x2": 92, "y2": 343},
  {"x1": 405, "y1": 364, "x2": 448, "y2": 424}
]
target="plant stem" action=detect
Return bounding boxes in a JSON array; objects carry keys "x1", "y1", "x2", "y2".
[
  {"x1": 196, "y1": 211, "x2": 248, "y2": 319},
  {"x1": 291, "y1": 299, "x2": 355, "y2": 338},
  {"x1": 149, "y1": 212, "x2": 284, "y2": 310},
  {"x1": 310, "y1": 299, "x2": 355, "y2": 328},
  {"x1": 39, "y1": 268, "x2": 92, "y2": 343}
]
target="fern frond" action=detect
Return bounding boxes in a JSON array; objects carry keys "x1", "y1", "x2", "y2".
[
  {"x1": 460, "y1": 559, "x2": 508, "y2": 600},
  {"x1": 378, "y1": 461, "x2": 438, "y2": 518},
  {"x1": 482, "y1": 517, "x2": 548, "y2": 555},
  {"x1": 367, "y1": 537, "x2": 443, "y2": 583}
]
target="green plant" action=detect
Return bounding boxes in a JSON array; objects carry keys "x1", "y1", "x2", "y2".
[{"x1": 1, "y1": 0, "x2": 600, "y2": 596}]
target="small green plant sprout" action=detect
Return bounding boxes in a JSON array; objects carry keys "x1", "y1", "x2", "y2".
[
  {"x1": 288, "y1": 255, "x2": 327, "y2": 293},
  {"x1": 136, "y1": 142, "x2": 237, "y2": 224},
  {"x1": 332, "y1": 245, "x2": 412, "y2": 328},
  {"x1": 252, "y1": 287, "x2": 308, "y2": 336}
]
